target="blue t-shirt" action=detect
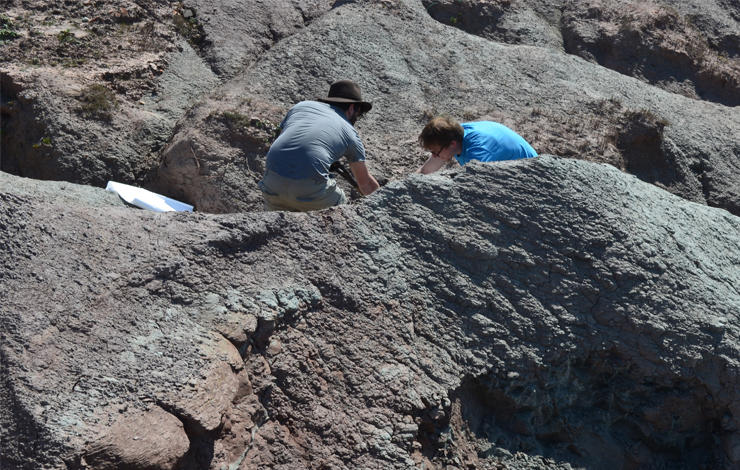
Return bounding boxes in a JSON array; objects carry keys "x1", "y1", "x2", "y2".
[
  {"x1": 265, "y1": 101, "x2": 366, "y2": 180},
  {"x1": 455, "y1": 121, "x2": 537, "y2": 166}
]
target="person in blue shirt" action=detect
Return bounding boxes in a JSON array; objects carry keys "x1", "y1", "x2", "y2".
[
  {"x1": 259, "y1": 80, "x2": 380, "y2": 211},
  {"x1": 416, "y1": 115, "x2": 537, "y2": 174}
]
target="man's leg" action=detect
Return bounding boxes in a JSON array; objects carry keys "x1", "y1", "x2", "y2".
[
  {"x1": 295, "y1": 179, "x2": 346, "y2": 210},
  {"x1": 260, "y1": 171, "x2": 347, "y2": 212}
]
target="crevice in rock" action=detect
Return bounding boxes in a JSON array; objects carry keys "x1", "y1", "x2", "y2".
[
  {"x1": 410, "y1": 394, "x2": 454, "y2": 465},
  {"x1": 0, "y1": 73, "x2": 53, "y2": 180},
  {"x1": 616, "y1": 109, "x2": 673, "y2": 186},
  {"x1": 152, "y1": 399, "x2": 218, "y2": 470},
  {"x1": 172, "y1": 3, "x2": 211, "y2": 58},
  {"x1": 440, "y1": 351, "x2": 728, "y2": 469},
  {"x1": 422, "y1": 0, "x2": 509, "y2": 41},
  {"x1": 0, "y1": 347, "x2": 67, "y2": 469}
]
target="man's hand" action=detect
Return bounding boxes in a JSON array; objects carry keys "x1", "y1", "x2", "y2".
[{"x1": 349, "y1": 161, "x2": 380, "y2": 196}]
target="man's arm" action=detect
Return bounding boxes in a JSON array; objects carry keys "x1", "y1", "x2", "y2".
[
  {"x1": 416, "y1": 156, "x2": 448, "y2": 174},
  {"x1": 349, "y1": 161, "x2": 380, "y2": 196}
]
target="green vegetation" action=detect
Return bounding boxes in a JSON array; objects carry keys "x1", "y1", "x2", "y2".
[
  {"x1": 0, "y1": 15, "x2": 21, "y2": 41},
  {"x1": 57, "y1": 29, "x2": 76, "y2": 43},
  {"x1": 32, "y1": 136, "x2": 52, "y2": 149},
  {"x1": 625, "y1": 108, "x2": 669, "y2": 130},
  {"x1": 219, "y1": 110, "x2": 280, "y2": 143},
  {"x1": 173, "y1": 8, "x2": 206, "y2": 48},
  {"x1": 77, "y1": 84, "x2": 118, "y2": 121},
  {"x1": 221, "y1": 110, "x2": 251, "y2": 128},
  {"x1": 62, "y1": 57, "x2": 87, "y2": 67}
]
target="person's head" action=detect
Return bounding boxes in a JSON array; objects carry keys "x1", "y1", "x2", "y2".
[
  {"x1": 318, "y1": 80, "x2": 372, "y2": 125},
  {"x1": 418, "y1": 116, "x2": 464, "y2": 161},
  {"x1": 331, "y1": 102, "x2": 366, "y2": 125}
]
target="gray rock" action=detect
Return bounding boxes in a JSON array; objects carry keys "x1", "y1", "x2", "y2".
[
  {"x1": 0, "y1": 171, "x2": 126, "y2": 208},
  {"x1": 184, "y1": 0, "x2": 334, "y2": 78},
  {"x1": 1, "y1": 156, "x2": 738, "y2": 469}
]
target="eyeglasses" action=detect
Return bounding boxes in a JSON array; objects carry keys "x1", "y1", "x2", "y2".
[{"x1": 429, "y1": 143, "x2": 448, "y2": 158}]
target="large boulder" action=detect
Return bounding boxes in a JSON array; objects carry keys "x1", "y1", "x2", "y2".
[{"x1": 2, "y1": 156, "x2": 739, "y2": 469}]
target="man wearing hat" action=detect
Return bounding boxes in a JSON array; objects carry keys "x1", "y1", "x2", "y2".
[{"x1": 259, "y1": 80, "x2": 380, "y2": 211}]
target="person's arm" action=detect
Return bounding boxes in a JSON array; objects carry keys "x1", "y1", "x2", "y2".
[
  {"x1": 349, "y1": 161, "x2": 380, "y2": 196},
  {"x1": 416, "y1": 155, "x2": 448, "y2": 174}
]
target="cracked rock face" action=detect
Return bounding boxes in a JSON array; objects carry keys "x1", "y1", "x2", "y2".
[{"x1": 1, "y1": 156, "x2": 739, "y2": 469}]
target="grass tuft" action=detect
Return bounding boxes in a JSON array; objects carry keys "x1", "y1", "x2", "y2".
[{"x1": 77, "y1": 84, "x2": 118, "y2": 121}]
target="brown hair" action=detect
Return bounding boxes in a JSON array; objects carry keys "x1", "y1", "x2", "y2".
[{"x1": 418, "y1": 116, "x2": 464, "y2": 149}]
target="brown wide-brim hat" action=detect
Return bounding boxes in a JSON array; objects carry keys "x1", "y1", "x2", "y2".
[{"x1": 317, "y1": 80, "x2": 372, "y2": 113}]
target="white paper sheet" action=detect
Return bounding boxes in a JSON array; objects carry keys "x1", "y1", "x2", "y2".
[{"x1": 105, "y1": 181, "x2": 193, "y2": 212}]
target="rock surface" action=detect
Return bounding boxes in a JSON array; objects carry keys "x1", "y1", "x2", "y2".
[
  {"x1": 1, "y1": 0, "x2": 740, "y2": 469},
  {"x1": 2, "y1": 156, "x2": 739, "y2": 469}
]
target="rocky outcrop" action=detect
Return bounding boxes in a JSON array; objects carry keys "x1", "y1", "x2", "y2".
[
  {"x1": 2, "y1": 1, "x2": 739, "y2": 469},
  {"x1": 560, "y1": 0, "x2": 740, "y2": 106},
  {"x1": 184, "y1": 0, "x2": 334, "y2": 78},
  {"x1": 2, "y1": 156, "x2": 739, "y2": 469},
  {"x1": 423, "y1": 0, "x2": 740, "y2": 106},
  {"x1": 2, "y1": 0, "x2": 738, "y2": 216},
  {"x1": 0, "y1": 1, "x2": 218, "y2": 187}
]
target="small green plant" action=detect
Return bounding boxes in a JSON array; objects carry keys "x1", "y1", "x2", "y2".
[
  {"x1": 221, "y1": 110, "x2": 251, "y2": 128},
  {"x1": 62, "y1": 57, "x2": 87, "y2": 67},
  {"x1": 461, "y1": 110, "x2": 477, "y2": 121},
  {"x1": 449, "y1": 16, "x2": 459, "y2": 25},
  {"x1": 219, "y1": 111, "x2": 280, "y2": 143},
  {"x1": 173, "y1": 8, "x2": 206, "y2": 48},
  {"x1": 0, "y1": 15, "x2": 21, "y2": 41},
  {"x1": 77, "y1": 84, "x2": 118, "y2": 121},
  {"x1": 32, "y1": 136, "x2": 52, "y2": 149},
  {"x1": 58, "y1": 29, "x2": 76, "y2": 43}
]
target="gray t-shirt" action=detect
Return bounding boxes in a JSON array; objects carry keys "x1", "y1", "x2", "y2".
[{"x1": 265, "y1": 101, "x2": 366, "y2": 180}]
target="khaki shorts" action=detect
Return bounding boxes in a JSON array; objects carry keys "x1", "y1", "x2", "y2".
[{"x1": 259, "y1": 170, "x2": 347, "y2": 212}]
